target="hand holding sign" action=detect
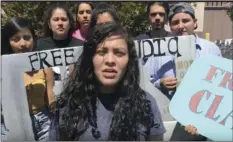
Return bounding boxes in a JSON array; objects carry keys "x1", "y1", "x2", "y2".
[
  {"x1": 169, "y1": 55, "x2": 233, "y2": 141},
  {"x1": 160, "y1": 77, "x2": 177, "y2": 90}
]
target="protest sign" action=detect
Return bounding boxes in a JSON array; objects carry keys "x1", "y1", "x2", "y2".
[
  {"x1": 163, "y1": 121, "x2": 177, "y2": 141},
  {"x1": 169, "y1": 55, "x2": 233, "y2": 141},
  {"x1": 135, "y1": 35, "x2": 196, "y2": 87},
  {"x1": 1, "y1": 46, "x2": 83, "y2": 141},
  {"x1": 1, "y1": 35, "x2": 196, "y2": 140}
]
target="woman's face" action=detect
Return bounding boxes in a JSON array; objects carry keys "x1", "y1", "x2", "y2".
[
  {"x1": 77, "y1": 3, "x2": 92, "y2": 29},
  {"x1": 49, "y1": 8, "x2": 70, "y2": 39},
  {"x1": 93, "y1": 34, "x2": 129, "y2": 89},
  {"x1": 96, "y1": 12, "x2": 114, "y2": 24},
  {"x1": 9, "y1": 28, "x2": 34, "y2": 53}
]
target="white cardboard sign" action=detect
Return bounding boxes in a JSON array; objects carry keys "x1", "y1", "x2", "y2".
[{"x1": 1, "y1": 35, "x2": 196, "y2": 140}]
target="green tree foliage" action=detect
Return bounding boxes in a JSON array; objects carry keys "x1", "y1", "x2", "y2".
[
  {"x1": 1, "y1": 2, "x2": 75, "y2": 36},
  {"x1": 1, "y1": 2, "x2": 149, "y2": 37},
  {"x1": 1, "y1": 2, "x2": 49, "y2": 36},
  {"x1": 110, "y1": 2, "x2": 148, "y2": 37}
]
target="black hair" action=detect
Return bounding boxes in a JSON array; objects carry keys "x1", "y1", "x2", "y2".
[
  {"x1": 42, "y1": 3, "x2": 75, "y2": 38},
  {"x1": 75, "y1": 2, "x2": 94, "y2": 29},
  {"x1": 2, "y1": 17, "x2": 36, "y2": 55},
  {"x1": 57, "y1": 22, "x2": 154, "y2": 140},
  {"x1": 89, "y1": 3, "x2": 120, "y2": 29},
  {"x1": 146, "y1": 2, "x2": 170, "y2": 16}
]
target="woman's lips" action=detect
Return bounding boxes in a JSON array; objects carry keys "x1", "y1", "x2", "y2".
[{"x1": 102, "y1": 69, "x2": 117, "y2": 78}]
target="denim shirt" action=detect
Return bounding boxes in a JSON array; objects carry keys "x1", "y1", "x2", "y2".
[{"x1": 144, "y1": 35, "x2": 222, "y2": 100}]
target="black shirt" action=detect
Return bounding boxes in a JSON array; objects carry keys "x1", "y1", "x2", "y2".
[
  {"x1": 136, "y1": 29, "x2": 172, "y2": 40},
  {"x1": 36, "y1": 37, "x2": 83, "y2": 51},
  {"x1": 98, "y1": 92, "x2": 119, "y2": 111}
]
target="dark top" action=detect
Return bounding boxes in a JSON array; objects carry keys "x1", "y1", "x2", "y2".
[
  {"x1": 136, "y1": 29, "x2": 172, "y2": 40},
  {"x1": 49, "y1": 92, "x2": 166, "y2": 141},
  {"x1": 36, "y1": 37, "x2": 83, "y2": 51}
]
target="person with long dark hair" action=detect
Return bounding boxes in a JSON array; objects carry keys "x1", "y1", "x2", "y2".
[
  {"x1": 72, "y1": 2, "x2": 94, "y2": 41},
  {"x1": 2, "y1": 17, "x2": 55, "y2": 141},
  {"x1": 69, "y1": 3, "x2": 121, "y2": 75},
  {"x1": 36, "y1": 3, "x2": 84, "y2": 90},
  {"x1": 37, "y1": 3, "x2": 83, "y2": 51},
  {"x1": 49, "y1": 22, "x2": 165, "y2": 141},
  {"x1": 89, "y1": 3, "x2": 120, "y2": 29}
]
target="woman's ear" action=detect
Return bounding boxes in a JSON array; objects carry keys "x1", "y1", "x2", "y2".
[{"x1": 48, "y1": 21, "x2": 51, "y2": 29}]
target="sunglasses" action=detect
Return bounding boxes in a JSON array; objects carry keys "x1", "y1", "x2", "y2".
[{"x1": 150, "y1": 12, "x2": 165, "y2": 17}]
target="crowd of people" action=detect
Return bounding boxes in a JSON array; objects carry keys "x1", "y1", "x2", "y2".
[{"x1": 1, "y1": 2, "x2": 223, "y2": 141}]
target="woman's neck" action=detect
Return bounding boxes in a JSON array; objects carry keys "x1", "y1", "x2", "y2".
[
  {"x1": 53, "y1": 34, "x2": 68, "y2": 40},
  {"x1": 99, "y1": 86, "x2": 115, "y2": 94},
  {"x1": 80, "y1": 26, "x2": 88, "y2": 38}
]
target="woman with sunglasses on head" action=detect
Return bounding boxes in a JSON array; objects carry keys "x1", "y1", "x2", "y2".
[
  {"x1": 49, "y1": 22, "x2": 166, "y2": 141},
  {"x1": 2, "y1": 17, "x2": 55, "y2": 141}
]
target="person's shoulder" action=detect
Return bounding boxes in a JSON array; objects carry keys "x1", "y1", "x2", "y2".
[
  {"x1": 166, "y1": 31, "x2": 173, "y2": 37},
  {"x1": 198, "y1": 37, "x2": 221, "y2": 55},
  {"x1": 36, "y1": 37, "x2": 54, "y2": 51},
  {"x1": 145, "y1": 92, "x2": 158, "y2": 106},
  {"x1": 198, "y1": 37, "x2": 219, "y2": 48},
  {"x1": 136, "y1": 32, "x2": 150, "y2": 40},
  {"x1": 37, "y1": 37, "x2": 53, "y2": 43},
  {"x1": 70, "y1": 37, "x2": 84, "y2": 47}
]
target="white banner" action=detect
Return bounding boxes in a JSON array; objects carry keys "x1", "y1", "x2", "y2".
[{"x1": 1, "y1": 35, "x2": 196, "y2": 140}]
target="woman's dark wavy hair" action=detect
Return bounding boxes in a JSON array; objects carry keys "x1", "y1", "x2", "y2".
[
  {"x1": 89, "y1": 3, "x2": 120, "y2": 29},
  {"x1": 1, "y1": 17, "x2": 36, "y2": 55},
  {"x1": 57, "y1": 22, "x2": 155, "y2": 140},
  {"x1": 75, "y1": 2, "x2": 94, "y2": 29},
  {"x1": 42, "y1": 3, "x2": 75, "y2": 38}
]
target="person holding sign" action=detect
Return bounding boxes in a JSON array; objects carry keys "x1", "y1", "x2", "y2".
[
  {"x1": 135, "y1": 2, "x2": 175, "y2": 99},
  {"x1": 165, "y1": 3, "x2": 222, "y2": 141},
  {"x1": 72, "y1": 2, "x2": 94, "y2": 41},
  {"x1": 2, "y1": 17, "x2": 55, "y2": 141},
  {"x1": 49, "y1": 23, "x2": 166, "y2": 141}
]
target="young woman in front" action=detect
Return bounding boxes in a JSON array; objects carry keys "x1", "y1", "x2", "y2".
[{"x1": 49, "y1": 23, "x2": 166, "y2": 141}]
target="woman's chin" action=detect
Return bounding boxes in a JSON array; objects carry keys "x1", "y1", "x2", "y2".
[{"x1": 81, "y1": 24, "x2": 89, "y2": 29}]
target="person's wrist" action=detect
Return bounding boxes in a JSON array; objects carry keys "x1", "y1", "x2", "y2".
[
  {"x1": 160, "y1": 79, "x2": 166, "y2": 89},
  {"x1": 49, "y1": 101, "x2": 56, "y2": 113}
]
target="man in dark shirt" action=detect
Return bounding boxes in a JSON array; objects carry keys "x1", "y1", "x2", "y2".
[
  {"x1": 135, "y1": 2, "x2": 174, "y2": 98},
  {"x1": 136, "y1": 2, "x2": 172, "y2": 40}
]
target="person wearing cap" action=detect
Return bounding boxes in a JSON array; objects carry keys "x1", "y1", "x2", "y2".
[
  {"x1": 168, "y1": 2, "x2": 221, "y2": 57},
  {"x1": 136, "y1": 2, "x2": 172, "y2": 40},
  {"x1": 167, "y1": 3, "x2": 221, "y2": 141},
  {"x1": 147, "y1": 2, "x2": 222, "y2": 99}
]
